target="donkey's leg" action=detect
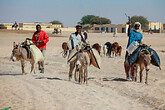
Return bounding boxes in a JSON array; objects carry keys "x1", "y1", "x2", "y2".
[
  {"x1": 85, "y1": 67, "x2": 88, "y2": 85},
  {"x1": 38, "y1": 62, "x2": 41, "y2": 70},
  {"x1": 21, "y1": 60, "x2": 25, "y2": 75},
  {"x1": 115, "y1": 48, "x2": 118, "y2": 56},
  {"x1": 140, "y1": 67, "x2": 144, "y2": 83},
  {"x1": 145, "y1": 70, "x2": 149, "y2": 84},
  {"x1": 131, "y1": 64, "x2": 137, "y2": 81},
  {"x1": 79, "y1": 69, "x2": 83, "y2": 84},
  {"x1": 30, "y1": 61, "x2": 35, "y2": 74},
  {"x1": 135, "y1": 66, "x2": 138, "y2": 82},
  {"x1": 74, "y1": 65, "x2": 78, "y2": 81},
  {"x1": 79, "y1": 70, "x2": 82, "y2": 84},
  {"x1": 124, "y1": 61, "x2": 130, "y2": 80},
  {"x1": 83, "y1": 69, "x2": 86, "y2": 84}
]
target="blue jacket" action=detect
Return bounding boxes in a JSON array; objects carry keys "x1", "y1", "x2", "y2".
[{"x1": 127, "y1": 30, "x2": 143, "y2": 48}]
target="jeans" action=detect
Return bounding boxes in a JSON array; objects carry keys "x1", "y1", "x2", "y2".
[{"x1": 38, "y1": 49, "x2": 46, "y2": 70}]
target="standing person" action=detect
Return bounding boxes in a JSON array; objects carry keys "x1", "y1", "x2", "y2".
[
  {"x1": 32, "y1": 24, "x2": 49, "y2": 73},
  {"x1": 68, "y1": 25, "x2": 86, "y2": 80},
  {"x1": 83, "y1": 30, "x2": 88, "y2": 40},
  {"x1": 124, "y1": 21, "x2": 143, "y2": 80},
  {"x1": 113, "y1": 27, "x2": 117, "y2": 37}
]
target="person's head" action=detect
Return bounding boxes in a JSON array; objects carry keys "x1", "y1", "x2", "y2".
[
  {"x1": 134, "y1": 22, "x2": 141, "y2": 31},
  {"x1": 76, "y1": 25, "x2": 82, "y2": 33},
  {"x1": 36, "y1": 24, "x2": 41, "y2": 32}
]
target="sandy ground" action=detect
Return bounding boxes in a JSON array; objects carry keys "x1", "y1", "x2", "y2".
[{"x1": 0, "y1": 30, "x2": 165, "y2": 110}]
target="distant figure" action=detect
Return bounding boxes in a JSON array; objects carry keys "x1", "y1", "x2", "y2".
[
  {"x1": 52, "y1": 28, "x2": 61, "y2": 34},
  {"x1": 113, "y1": 27, "x2": 117, "y2": 37},
  {"x1": 12, "y1": 21, "x2": 18, "y2": 30},
  {"x1": 32, "y1": 24, "x2": 49, "y2": 73},
  {"x1": 83, "y1": 30, "x2": 87, "y2": 40}
]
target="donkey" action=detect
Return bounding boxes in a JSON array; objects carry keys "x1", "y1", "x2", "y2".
[
  {"x1": 92, "y1": 43, "x2": 101, "y2": 55},
  {"x1": 10, "y1": 42, "x2": 35, "y2": 74},
  {"x1": 62, "y1": 42, "x2": 69, "y2": 58},
  {"x1": 117, "y1": 46, "x2": 122, "y2": 56},
  {"x1": 134, "y1": 50, "x2": 154, "y2": 84},
  {"x1": 124, "y1": 49, "x2": 153, "y2": 84},
  {"x1": 112, "y1": 42, "x2": 120, "y2": 56},
  {"x1": 104, "y1": 42, "x2": 112, "y2": 57},
  {"x1": 75, "y1": 51, "x2": 90, "y2": 84}
]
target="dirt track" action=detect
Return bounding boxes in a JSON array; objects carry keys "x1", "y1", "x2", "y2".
[{"x1": 0, "y1": 31, "x2": 165, "y2": 110}]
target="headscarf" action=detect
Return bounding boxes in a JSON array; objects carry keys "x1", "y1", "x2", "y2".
[{"x1": 134, "y1": 22, "x2": 141, "y2": 32}]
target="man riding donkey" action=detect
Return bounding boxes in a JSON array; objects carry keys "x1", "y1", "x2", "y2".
[
  {"x1": 32, "y1": 24, "x2": 49, "y2": 73},
  {"x1": 68, "y1": 25, "x2": 87, "y2": 80},
  {"x1": 124, "y1": 20, "x2": 143, "y2": 81}
]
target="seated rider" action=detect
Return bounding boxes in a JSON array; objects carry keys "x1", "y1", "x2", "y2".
[
  {"x1": 124, "y1": 21, "x2": 143, "y2": 80},
  {"x1": 68, "y1": 25, "x2": 87, "y2": 80},
  {"x1": 69, "y1": 25, "x2": 87, "y2": 50}
]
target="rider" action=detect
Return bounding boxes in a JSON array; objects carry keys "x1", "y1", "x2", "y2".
[
  {"x1": 124, "y1": 21, "x2": 143, "y2": 80},
  {"x1": 68, "y1": 25, "x2": 86, "y2": 80}
]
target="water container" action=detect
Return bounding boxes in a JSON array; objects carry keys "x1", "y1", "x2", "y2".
[{"x1": 127, "y1": 41, "x2": 139, "y2": 55}]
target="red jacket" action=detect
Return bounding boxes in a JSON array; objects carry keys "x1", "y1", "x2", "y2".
[{"x1": 32, "y1": 30, "x2": 49, "y2": 50}]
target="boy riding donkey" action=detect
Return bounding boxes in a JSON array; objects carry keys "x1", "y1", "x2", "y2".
[{"x1": 68, "y1": 25, "x2": 87, "y2": 80}]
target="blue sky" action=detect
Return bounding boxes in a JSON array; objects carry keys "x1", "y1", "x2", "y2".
[{"x1": 0, "y1": 0, "x2": 164, "y2": 27}]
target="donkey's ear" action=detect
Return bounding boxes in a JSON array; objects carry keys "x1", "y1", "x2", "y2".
[
  {"x1": 13, "y1": 42, "x2": 16, "y2": 48},
  {"x1": 140, "y1": 51, "x2": 144, "y2": 56},
  {"x1": 150, "y1": 51, "x2": 154, "y2": 56}
]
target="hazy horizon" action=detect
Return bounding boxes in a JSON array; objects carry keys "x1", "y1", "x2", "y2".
[{"x1": 0, "y1": 0, "x2": 165, "y2": 27}]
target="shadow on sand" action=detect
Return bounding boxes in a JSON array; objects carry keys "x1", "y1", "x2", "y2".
[
  {"x1": 102, "y1": 77, "x2": 128, "y2": 82},
  {"x1": 35, "y1": 77, "x2": 62, "y2": 80},
  {"x1": 111, "y1": 78, "x2": 128, "y2": 82},
  {"x1": 0, "y1": 73, "x2": 22, "y2": 76}
]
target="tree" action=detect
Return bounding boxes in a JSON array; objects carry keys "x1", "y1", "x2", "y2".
[
  {"x1": 0, "y1": 24, "x2": 7, "y2": 29},
  {"x1": 79, "y1": 15, "x2": 96, "y2": 25},
  {"x1": 130, "y1": 16, "x2": 149, "y2": 30},
  {"x1": 90, "y1": 16, "x2": 111, "y2": 25},
  {"x1": 50, "y1": 20, "x2": 63, "y2": 27}
]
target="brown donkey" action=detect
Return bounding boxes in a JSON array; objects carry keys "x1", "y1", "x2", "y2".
[
  {"x1": 10, "y1": 42, "x2": 35, "y2": 74},
  {"x1": 62, "y1": 42, "x2": 69, "y2": 58},
  {"x1": 134, "y1": 50, "x2": 154, "y2": 84}
]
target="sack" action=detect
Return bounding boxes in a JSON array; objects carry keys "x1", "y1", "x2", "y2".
[
  {"x1": 127, "y1": 46, "x2": 161, "y2": 69},
  {"x1": 90, "y1": 48, "x2": 101, "y2": 69},
  {"x1": 30, "y1": 43, "x2": 44, "y2": 63},
  {"x1": 127, "y1": 47, "x2": 141, "y2": 66},
  {"x1": 22, "y1": 38, "x2": 44, "y2": 63},
  {"x1": 67, "y1": 39, "x2": 79, "y2": 50},
  {"x1": 148, "y1": 48, "x2": 161, "y2": 69},
  {"x1": 127, "y1": 41, "x2": 139, "y2": 55},
  {"x1": 67, "y1": 48, "x2": 78, "y2": 63}
]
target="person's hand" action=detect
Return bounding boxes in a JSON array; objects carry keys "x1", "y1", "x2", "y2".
[
  {"x1": 78, "y1": 32, "x2": 82, "y2": 36},
  {"x1": 128, "y1": 21, "x2": 131, "y2": 26},
  {"x1": 37, "y1": 41, "x2": 44, "y2": 43}
]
